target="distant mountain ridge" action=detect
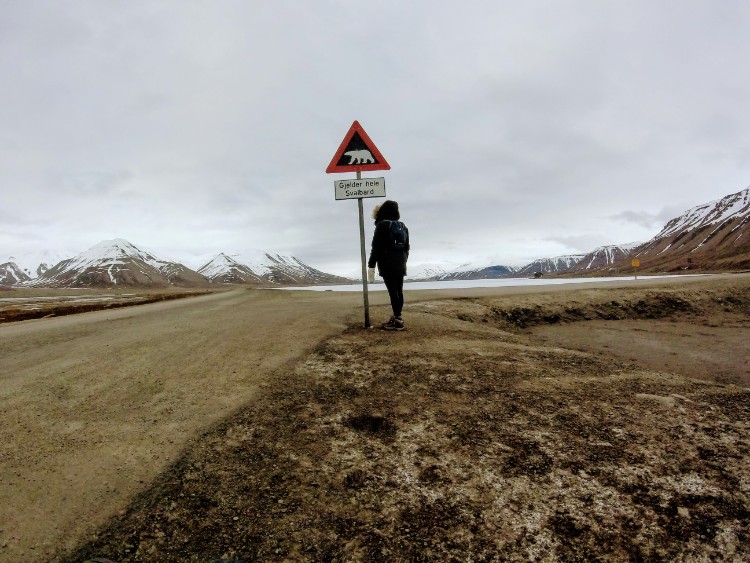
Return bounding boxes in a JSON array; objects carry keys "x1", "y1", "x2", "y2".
[
  {"x1": 516, "y1": 254, "x2": 586, "y2": 276},
  {"x1": 27, "y1": 239, "x2": 208, "y2": 288},
  {"x1": 432, "y1": 187, "x2": 750, "y2": 278},
  {"x1": 197, "y1": 252, "x2": 350, "y2": 285},
  {"x1": 507, "y1": 244, "x2": 637, "y2": 277},
  {"x1": 416, "y1": 263, "x2": 518, "y2": 281},
  {"x1": 4, "y1": 186, "x2": 749, "y2": 287},
  {"x1": 4, "y1": 239, "x2": 352, "y2": 288},
  {"x1": 566, "y1": 243, "x2": 641, "y2": 274},
  {"x1": 626, "y1": 187, "x2": 750, "y2": 271},
  {"x1": 654, "y1": 188, "x2": 749, "y2": 240},
  {"x1": 7, "y1": 249, "x2": 73, "y2": 279}
]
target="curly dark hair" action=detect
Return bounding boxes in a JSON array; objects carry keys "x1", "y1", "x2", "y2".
[{"x1": 373, "y1": 200, "x2": 400, "y2": 223}]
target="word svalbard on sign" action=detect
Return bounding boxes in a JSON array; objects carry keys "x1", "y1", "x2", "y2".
[{"x1": 334, "y1": 177, "x2": 386, "y2": 200}]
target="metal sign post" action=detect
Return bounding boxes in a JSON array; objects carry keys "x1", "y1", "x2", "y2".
[
  {"x1": 356, "y1": 171, "x2": 371, "y2": 327},
  {"x1": 326, "y1": 121, "x2": 391, "y2": 329}
]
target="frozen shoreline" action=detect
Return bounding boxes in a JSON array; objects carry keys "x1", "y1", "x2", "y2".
[{"x1": 276, "y1": 274, "x2": 708, "y2": 292}]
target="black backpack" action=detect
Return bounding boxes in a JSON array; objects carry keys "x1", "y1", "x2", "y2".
[{"x1": 388, "y1": 220, "x2": 408, "y2": 250}]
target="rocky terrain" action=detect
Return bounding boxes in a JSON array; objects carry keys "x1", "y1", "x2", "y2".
[{"x1": 59, "y1": 274, "x2": 750, "y2": 562}]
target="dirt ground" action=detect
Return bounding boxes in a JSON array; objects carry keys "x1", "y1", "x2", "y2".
[{"x1": 2, "y1": 274, "x2": 749, "y2": 561}]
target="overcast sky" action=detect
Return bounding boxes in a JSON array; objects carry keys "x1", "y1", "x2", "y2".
[{"x1": 2, "y1": 1, "x2": 749, "y2": 276}]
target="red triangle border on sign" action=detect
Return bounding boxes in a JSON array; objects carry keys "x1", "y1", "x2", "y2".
[{"x1": 325, "y1": 121, "x2": 391, "y2": 174}]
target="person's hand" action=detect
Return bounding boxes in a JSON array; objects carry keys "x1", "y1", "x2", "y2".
[{"x1": 367, "y1": 268, "x2": 375, "y2": 283}]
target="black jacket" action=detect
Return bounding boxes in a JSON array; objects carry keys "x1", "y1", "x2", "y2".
[{"x1": 368, "y1": 202, "x2": 409, "y2": 278}]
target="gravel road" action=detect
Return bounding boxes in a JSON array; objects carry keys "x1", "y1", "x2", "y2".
[{"x1": 0, "y1": 288, "x2": 360, "y2": 560}]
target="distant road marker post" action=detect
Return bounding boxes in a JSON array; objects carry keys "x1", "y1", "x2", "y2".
[
  {"x1": 326, "y1": 121, "x2": 391, "y2": 328},
  {"x1": 631, "y1": 258, "x2": 641, "y2": 280}
]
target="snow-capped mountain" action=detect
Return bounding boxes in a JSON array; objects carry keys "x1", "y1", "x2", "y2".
[
  {"x1": 565, "y1": 243, "x2": 640, "y2": 273},
  {"x1": 516, "y1": 255, "x2": 586, "y2": 276},
  {"x1": 447, "y1": 186, "x2": 749, "y2": 277},
  {"x1": 4, "y1": 239, "x2": 353, "y2": 288},
  {"x1": 6, "y1": 187, "x2": 749, "y2": 288},
  {"x1": 29, "y1": 239, "x2": 208, "y2": 288},
  {"x1": 198, "y1": 253, "x2": 264, "y2": 284},
  {"x1": 628, "y1": 187, "x2": 750, "y2": 271},
  {"x1": 0, "y1": 262, "x2": 31, "y2": 285},
  {"x1": 406, "y1": 263, "x2": 457, "y2": 280},
  {"x1": 260, "y1": 253, "x2": 352, "y2": 284},
  {"x1": 435, "y1": 244, "x2": 638, "y2": 279},
  {"x1": 655, "y1": 188, "x2": 750, "y2": 240},
  {"x1": 407, "y1": 261, "x2": 518, "y2": 281},
  {"x1": 193, "y1": 250, "x2": 351, "y2": 285},
  {"x1": 5, "y1": 249, "x2": 74, "y2": 279},
  {"x1": 423, "y1": 264, "x2": 518, "y2": 281}
]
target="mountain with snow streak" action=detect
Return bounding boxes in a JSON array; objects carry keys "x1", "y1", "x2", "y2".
[
  {"x1": 30, "y1": 239, "x2": 209, "y2": 288},
  {"x1": 406, "y1": 261, "x2": 517, "y2": 281},
  {"x1": 6, "y1": 249, "x2": 74, "y2": 279},
  {"x1": 4, "y1": 240, "x2": 352, "y2": 288},
  {"x1": 516, "y1": 254, "x2": 586, "y2": 276},
  {"x1": 423, "y1": 264, "x2": 518, "y2": 281},
  {"x1": 406, "y1": 263, "x2": 455, "y2": 280},
  {"x1": 0, "y1": 262, "x2": 31, "y2": 285},
  {"x1": 261, "y1": 253, "x2": 352, "y2": 285},
  {"x1": 198, "y1": 251, "x2": 352, "y2": 285},
  {"x1": 626, "y1": 187, "x2": 750, "y2": 271},
  {"x1": 565, "y1": 243, "x2": 640, "y2": 273},
  {"x1": 655, "y1": 188, "x2": 750, "y2": 240},
  {"x1": 198, "y1": 253, "x2": 265, "y2": 284}
]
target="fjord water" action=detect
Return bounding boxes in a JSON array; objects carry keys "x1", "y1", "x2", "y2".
[{"x1": 278, "y1": 275, "x2": 698, "y2": 292}]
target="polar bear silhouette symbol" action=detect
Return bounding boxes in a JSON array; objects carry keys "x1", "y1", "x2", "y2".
[{"x1": 344, "y1": 149, "x2": 375, "y2": 164}]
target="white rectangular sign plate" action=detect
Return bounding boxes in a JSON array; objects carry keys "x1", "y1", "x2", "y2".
[{"x1": 334, "y1": 177, "x2": 386, "y2": 200}]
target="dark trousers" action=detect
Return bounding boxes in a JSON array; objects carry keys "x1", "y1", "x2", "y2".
[{"x1": 383, "y1": 275, "x2": 404, "y2": 317}]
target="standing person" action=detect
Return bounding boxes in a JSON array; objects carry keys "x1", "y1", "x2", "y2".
[{"x1": 368, "y1": 200, "x2": 409, "y2": 330}]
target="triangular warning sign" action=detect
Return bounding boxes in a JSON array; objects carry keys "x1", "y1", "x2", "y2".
[{"x1": 326, "y1": 121, "x2": 391, "y2": 173}]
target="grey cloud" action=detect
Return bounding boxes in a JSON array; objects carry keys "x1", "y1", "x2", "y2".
[
  {"x1": 545, "y1": 234, "x2": 610, "y2": 254},
  {"x1": 609, "y1": 211, "x2": 661, "y2": 230},
  {"x1": 2, "y1": 1, "x2": 749, "y2": 273},
  {"x1": 60, "y1": 170, "x2": 134, "y2": 196}
]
